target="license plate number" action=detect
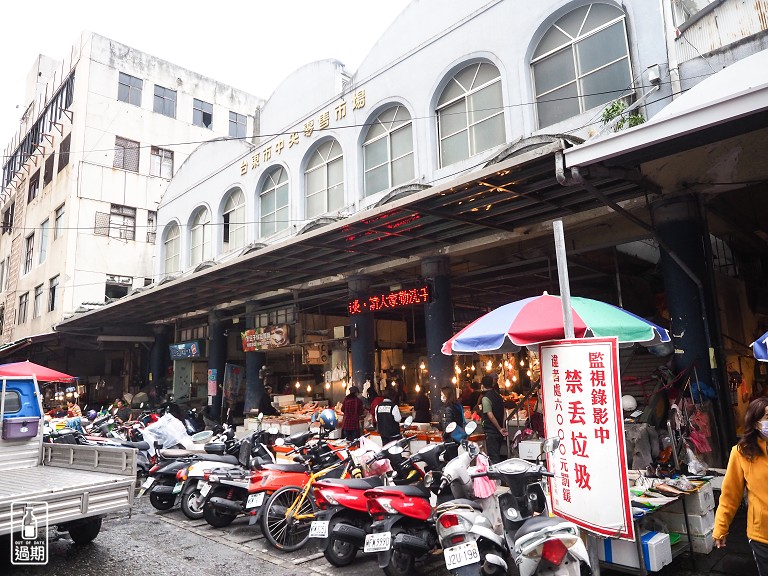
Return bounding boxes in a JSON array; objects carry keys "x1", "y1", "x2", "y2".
[
  {"x1": 246, "y1": 492, "x2": 265, "y2": 509},
  {"x1": 444, "y1": 540, "x2": 480, "y2": 570},
  {"x1": 309, "y1": 520, "x2": 329, "y2": 538},
  {"x1": 364, "y1": 531, "x2": 391, "y2": 553},
  {"x1": 172, "y1": 482, "x2": 184, "y2": 495},
  {"x1": 200, "y1": 482, "x2": 211, "y2": 497}
]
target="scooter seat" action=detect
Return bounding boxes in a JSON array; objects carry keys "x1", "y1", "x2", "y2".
[
  {"x1": 157, "y1": 448, "x2": 199, "y2": 459},
  {"x1": 371, "y1": 484, "x2": 428, "y2": 498},
  {"x1": 514, "y1": 515, "x2": 569, "y2": 540},
  {"x1": 199, "y1": 454, "x2": 240, "y2": 465},
  {"x1": 119, "y1": 440, "x2": 151, "y2": 450},
  {"x1": 317, "y1": 477, "x2": 384, "y2": 490},
  {"x1": 262, "y1": 463, "x2": 306, "y2": 473},
  {"x1": 436, "y1": 498, "x2": 483, "y2": 512}
]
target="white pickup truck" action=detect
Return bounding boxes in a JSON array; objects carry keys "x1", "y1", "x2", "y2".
[{"x1": 0, "y1": 376, "x2": 136, "y2": 552}]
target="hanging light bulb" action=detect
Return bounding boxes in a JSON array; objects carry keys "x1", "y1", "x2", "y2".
[
  {"x1": 401, "y1": 364, "x2": 406, "y2": 371},
  {"x1": 504, "y1": 361, "x2": 510, "y2": 369},
  {"x1": 512, "y1": 375, "x2": 517, "y2": 382},
  {"x1": 415, "y1": 384, "x2": 421, "y2": 393},
  {"x1": 307, "y1": 384, "x2": 312, "y2": 393},
  {"x1": 454, "y1": 364, "x2": 461, "y2": 374},
  {"x1": 325, "y1": 382, "x2": 330, "y2": 390},
  {"x1": 498, "y1": 362, "x2": 503, "y2": 368},
  {"x1": 505, "y1": 379, "x2": 511, "y2": 388},
  {"x1": 419, "y1": 361, "x2": 426, "y2": 370},
  {"x1": 451, "y1": 376, "x2": 457, "y2": 384},
  {"x1": 520, "y1": 359, "x2": 525, "y2": 367},
  {"x1": 486, "y1": 360, "x2": 493, "y2": 371},
  {"x1": 295, "y1": 381, "x2": 300, "y2": 389},
  {"x1": 527, "y1": 370, "x2": 532, "y2": 377}
]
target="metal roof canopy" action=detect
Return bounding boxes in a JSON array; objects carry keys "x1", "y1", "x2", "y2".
[{"x1": 56, "y1": 137, "x2": 652, "y2": 333}]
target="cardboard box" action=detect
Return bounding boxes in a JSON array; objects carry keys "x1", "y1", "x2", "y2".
[
  {"x1": 598, "y1": 531, "x2": 673, "y2": 572},
  {"x1": 519, "y1": 439, "x2": 545, "y2": 460},
  {"x1": 668, "y1": 483, "x2": 714, "y2": 515},
  {"x1": 655, "y1": 510, "x2": 715, "y2": 535}
]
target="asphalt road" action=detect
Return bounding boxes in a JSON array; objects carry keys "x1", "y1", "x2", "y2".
[{"x1": 0, "y1": 492, "x2": 448, "y2": 576}]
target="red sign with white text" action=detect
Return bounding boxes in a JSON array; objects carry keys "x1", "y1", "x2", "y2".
[{"x1": 539, "y1": 338, "x2": 633, "y2": 540}]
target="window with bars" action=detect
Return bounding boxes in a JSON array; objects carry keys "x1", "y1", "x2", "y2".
[
  {"x1": 33, "y1": 285, "x2": 43, "y2": 318},
  {"x1": 118, "y1": 72, "x2": 143, "y2": 106},
  {"x1": 147, "y1": 210, "x2": 157, "y2": 243},
  {"x1": 154, "y1": 85, "x2": 177, "y2": 118},
  {"x1": 58, "y1": 134, "x2": 70, "y2": 173},
  {"x1": 44, "y1": 154, "x2": 55, "y2": 187},
  {"x1": 28, "y1": 170, "x2": 40, "y2": 203},
  {"x1": 23, "y1": 234, "x2": 34, "y2": 274},
  {"x1": 2, "y1": 203, "x2": 14, "y2": 235},
  {"x1": 150, "y1": 146, "x2": 173, "y2": 178},
  {"x1": 193, "y1": 99, "x2": 213, "y2": 129},
  {"x1": 95, "y1": 204, "x2": 136, "y2": 240},
  {"x1": 114, "y1": 136, "x2": 140, "y2": 172},
  {"x1": 229, "y1": 111, "x2": 247, "y2": 138}
]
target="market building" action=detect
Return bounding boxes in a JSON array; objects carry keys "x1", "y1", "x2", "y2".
[
  {"x1": 30, "y1": 0, "x2": 768, "y2": 465},
  {"x1": 0, "y1": 32, "x2": 261, "y2": 404}
]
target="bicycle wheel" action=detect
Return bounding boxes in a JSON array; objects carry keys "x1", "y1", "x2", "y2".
[{"x1": 261, "y1": 485, "x2": 316, "y2": 552}]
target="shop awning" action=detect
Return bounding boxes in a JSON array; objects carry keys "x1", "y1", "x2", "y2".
[
  {"x1": 55, "y1": 137, "x2": 654, "y2": 332},
  {"x1": 0, "y1": 332, "x2": 60, "y2": 360}
]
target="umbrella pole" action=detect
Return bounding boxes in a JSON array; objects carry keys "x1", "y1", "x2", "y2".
[
  {"x1": 554, "y1": 220, "x2": 603, "y2": 575},
  {"x1": 553, "y1": 221, "x2": 575, "y2": 339}
]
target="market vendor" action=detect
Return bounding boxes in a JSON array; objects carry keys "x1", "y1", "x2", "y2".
[
  {"x1": 67, "y1": 399, "x2": 82, "y2": 418},
  {"x1": 113, "y1": 399, "x2": 131, "y2": 423}
]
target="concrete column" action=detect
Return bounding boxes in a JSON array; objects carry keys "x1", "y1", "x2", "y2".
[
  {"x1": 149, "y1": 324, "x2": 171, "y2": 404},
  {"x1": 349, "y1": 276, "x2": 375, "y2": 388},
  {"x1": 652, "y1": 195, "x2": 734, "y2": 458},
  {"x1": 208, "y1": 311, "x2": 226, "y2": 421},
  {"x1": 422, "y1": 257, "x2": 453, "y2": 418},
  {"x1": 244, "y1": 301, "x2": 267, "y2": 415}
]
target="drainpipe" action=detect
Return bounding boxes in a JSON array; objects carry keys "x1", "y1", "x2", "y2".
[{"x1": 661, "y1": 0, "x2": 683, "y2": 98}]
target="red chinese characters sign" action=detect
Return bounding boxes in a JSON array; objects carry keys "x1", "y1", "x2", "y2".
[
  {"x1": 347, "y1": 285, "x2": 431, "y2": 315},
  {"x1": 540, "y1": 337, "x2": 633, "y2": 540}
]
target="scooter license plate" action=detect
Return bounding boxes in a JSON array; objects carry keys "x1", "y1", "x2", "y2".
[
  {"x1": 444, "y1": 540, "x2": 480, "y2": 570},
  {"x1": 172, "y1": 482, "x2": 184, "y2": 495},
  {"x1": 141, "y1": 477, "x2": 154, "y2": 489},
  {"x1": 200, "y1": 482, "x2": 211, "y2": 497},
  {"x1": 246, "y1": 492, "x2": 265, "y2": 509},
  {"x1": 309, "y1": 520, "x2": 329, "y2": 538},
  {"x1": 197, "y1": 480, "x2": 205, "y2": 490},
  {"x1": 364, "y1": 531, "x2": 391, "y2": 553}
]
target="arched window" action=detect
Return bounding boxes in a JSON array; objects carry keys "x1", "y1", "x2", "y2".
[
  {"x1": 260, "y1": 167, "x2": 289, "y2": 237},
  {"x1": 305, "y1": 140, "x2": 344, "y2": 219},
  {"x1": 532, "y1": 3, "x2": 632, "y2": 128},
  {"x1": 222, "y1": 188, "x2": 246, "y2": 251},
  {"x1": 189, "y1": 207, "x2": 211, "y2": 267},
  {"x1": 163, "y1": 222, "x2": 180, "y2": 275},
  {"x1": 436, "y1": 62, "x2": 504, "y2": 167},
  {"x1": 363, "y1": 105, "x2": 414, "y2": 196}
]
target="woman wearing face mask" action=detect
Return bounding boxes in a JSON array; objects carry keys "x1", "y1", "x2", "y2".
[
  {"x1": 440, "y1": 385, "x2": 465, "y2": 462},
  {"x1": 714, "y1": 397, "x2": 768, "y2": 575}
]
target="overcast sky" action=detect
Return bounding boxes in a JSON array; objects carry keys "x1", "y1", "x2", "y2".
[{"x1": 0, "y1": 0, "x2": 412, "y2": 151}]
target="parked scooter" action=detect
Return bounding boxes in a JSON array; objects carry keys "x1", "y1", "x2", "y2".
[
  {"x1": 471, "y1": 437, "x2": 591, "y2": 576},
  {"x1": 364, "y1": 434, "x2": 465, "y2": 576}
]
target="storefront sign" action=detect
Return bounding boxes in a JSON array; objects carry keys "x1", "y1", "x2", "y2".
[
  {"x1": 540, "y1": 337, "x2": 633, "y2": 540},
  {"x1": 241, "y1": 325, "x2": 290, "y2": 351},
  {"x1": 207, "y1": 369, "x2": 217, "y2": 397},
  {"x1": 348, "y1": 285, "x2": 431, "y2": 315},
  {"x1": 169, "y1": 340, "x2": 203, "y2": 360}
]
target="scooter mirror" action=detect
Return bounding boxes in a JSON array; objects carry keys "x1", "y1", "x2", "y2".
[
  {"x1": 257, "y1": 412, "x2": 264, "y2": 421},
  {"x1": 403, "y1": 415, "x2": 413, "y2": 427},
  {"x1": 465, "y1": 421, "x2": 478, "y2": 436},
  {"x1": 542, "y1": 436, "x2": 560, "y2": 454},
  {"x1": 274, "y1": 437, "x2": 285, "y2": 447},
  {"x1": 445, "y1": 422, "x2": 457, "y2": 434},
  {"x1": 387, "y1": 445, "x2": 404, "y2": 456},
  {"x1": 310, "y1": 412, "x2": 319, "y2": 423}
]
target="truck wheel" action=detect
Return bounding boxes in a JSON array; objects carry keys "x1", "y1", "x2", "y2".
[
  {"x1": 68, "y1": 518, "x2": 102, "y2": 545},
  {"x1": 149, "y1": 492, "x2": 175, "y2": 511}
]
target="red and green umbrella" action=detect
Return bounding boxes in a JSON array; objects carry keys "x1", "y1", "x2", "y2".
[{"x1": 442, "y1": 293, "x2": 670, "y2": 354}]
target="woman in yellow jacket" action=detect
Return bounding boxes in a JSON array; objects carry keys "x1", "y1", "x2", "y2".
[{"x1": 714, "y1": 396, "x2": 768, "y2": 575}]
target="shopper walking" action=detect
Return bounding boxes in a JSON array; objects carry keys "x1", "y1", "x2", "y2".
[
  {"x1": 341, "y1": 386, "x2": 365, "y2": 441},
  {"x1": 440, "y1": 384, "x2": 465, "y2": 462},
  {"x1": 714, "y1": 396, "x2": 768, "y2": 576},
  {"x1": 480, "y1": 375, "x2": 508, "y2": 464},
  {"x1": 376, "y1": 387, "x2": 402, "y2": 445},
  {"x1": 413, "y1": 387, "x2": 431, "y2": 423}
]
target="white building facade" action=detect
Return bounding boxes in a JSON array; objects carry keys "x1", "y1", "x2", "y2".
[{"x1": 0, "y1": 32, "x2": 262, "y2": 343}]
